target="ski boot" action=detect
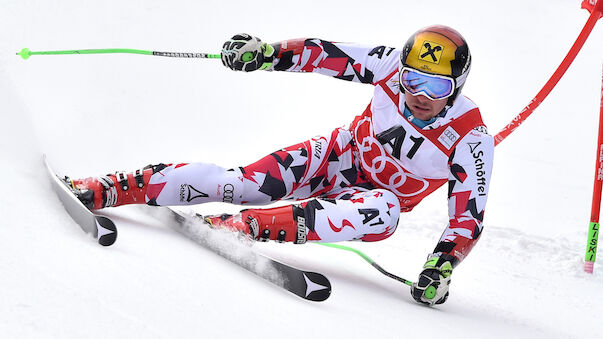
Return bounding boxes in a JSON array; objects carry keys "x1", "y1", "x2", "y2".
[
  {"x1": 68, "y1": 164, "x2": 168, "y2": 210},
  {"x1": 204, "y1": 205, "x2": 308, "y2": 244}
]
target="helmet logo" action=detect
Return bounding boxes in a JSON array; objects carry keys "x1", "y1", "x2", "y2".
[{"x1": 418, "y1": 41, "x2": 443, "y2": 64}]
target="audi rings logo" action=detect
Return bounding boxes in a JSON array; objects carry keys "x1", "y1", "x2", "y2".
[
  {"x1": 438, "y1": 126, "x2": 460, "y2": 150},
  {"x1": 354, "y1": 117, "x2": 429, "y2": 197},
  {"x1": 222, "y1": 184, "x2": 235, "y2": 203}
]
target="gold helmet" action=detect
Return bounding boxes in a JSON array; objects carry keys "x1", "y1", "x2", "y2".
[{"x1": 400, "y1": 25, "x2": 471, "y2": 105}]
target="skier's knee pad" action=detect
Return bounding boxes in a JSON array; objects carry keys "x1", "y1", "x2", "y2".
[
  {"x1": 302, "y1": 189, "x2": 401, "y2": 242},
  {"x1": 359, "y1": 189, "x2": 400, "y2": 242}
]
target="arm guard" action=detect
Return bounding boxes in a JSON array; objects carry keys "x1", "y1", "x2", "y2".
[
  {"x1": 269, "y1": 38, "x2": 399, "y2": 84},
  {"x1": 435, "y1": 128, "x2": 494, "y2": 266}
]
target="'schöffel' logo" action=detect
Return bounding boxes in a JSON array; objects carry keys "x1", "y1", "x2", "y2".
[{"x1": 468, "y1": 142, "x2": 487, "y2": 196}]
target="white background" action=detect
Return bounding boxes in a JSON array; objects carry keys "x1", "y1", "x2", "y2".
[{"x1": 1, "y1": 0, "x2": 602, "y2": 338}]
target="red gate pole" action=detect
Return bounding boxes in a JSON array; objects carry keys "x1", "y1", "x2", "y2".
[{"x1": 585, "y1": 64, "x2": 603, "y2": 273}]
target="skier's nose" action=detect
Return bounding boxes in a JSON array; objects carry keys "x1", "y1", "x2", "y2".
[{"x1": 415, "y1": 94, "x2": 431, "y2": 104}]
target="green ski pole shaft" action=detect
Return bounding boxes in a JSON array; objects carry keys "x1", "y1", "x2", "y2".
[
  {"x1": 16, "y1": 48, "x2": 221, "y2": 60},
  {"x1": 317, "y1": 243, "x2": 413, "y2": 286}
]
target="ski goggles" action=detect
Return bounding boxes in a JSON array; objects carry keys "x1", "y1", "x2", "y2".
[{"x1": 399, "y1": 67, "x2": 456, "y2": 100}]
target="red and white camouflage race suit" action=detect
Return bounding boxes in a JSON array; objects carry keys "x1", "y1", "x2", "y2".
[{"x1": 142, "y1": 38, "x2": 494, "y2": 266}]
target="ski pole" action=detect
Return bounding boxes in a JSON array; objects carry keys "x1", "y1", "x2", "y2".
[
  {"x1": 16, "y1": 47, "x2": 221, "y2": 60},
  {"x1": 316, "y1": 243, "x2": 413, "y2": 286}
]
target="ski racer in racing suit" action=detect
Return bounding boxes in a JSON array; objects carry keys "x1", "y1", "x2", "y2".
[{"x1": 70, "y1": 25, "x2": 494, "y2": 306}]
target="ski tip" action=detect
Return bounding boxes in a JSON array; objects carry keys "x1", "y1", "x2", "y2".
[
  {"x1": 303, "y1": 271, "x2": 332, "y2": 302},
  {"x1": 95, "y1": 215, "x2": 118, "y2": 246}
]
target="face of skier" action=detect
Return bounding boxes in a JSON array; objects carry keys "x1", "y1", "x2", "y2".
[{"x1": 404, "y1": 91, "x2": 448, "y2": 121}]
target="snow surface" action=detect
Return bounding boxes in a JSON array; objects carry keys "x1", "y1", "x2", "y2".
[{"x1": 1, "y1": 0, "x2": 603, "y2": 338}]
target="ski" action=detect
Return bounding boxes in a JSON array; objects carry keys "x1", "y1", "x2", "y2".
[
  {"x1": 43, "y1": 155, "x2": 117, "y2": 246},
  {"x1": 159, "y1": 207, "x2": 331, "y2": 302}
]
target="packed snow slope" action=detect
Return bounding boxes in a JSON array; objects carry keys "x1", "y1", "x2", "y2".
[{"x1": 1, "y1": 1, "x2": 602, "y2": 338}]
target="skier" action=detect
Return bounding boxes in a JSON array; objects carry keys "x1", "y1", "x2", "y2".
[{"x1": 69, "y1": 25, "x2": 494, "y2": 306}]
